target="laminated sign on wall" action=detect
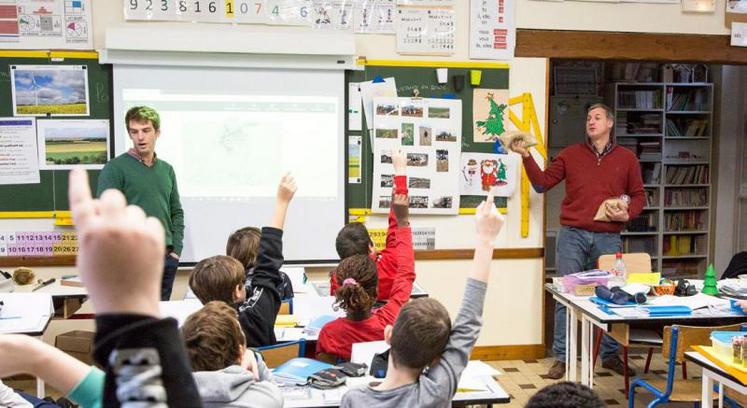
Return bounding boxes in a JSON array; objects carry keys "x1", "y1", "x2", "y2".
[{"x1": 0, "y1": 0, "x2": 92, "y2": 49}]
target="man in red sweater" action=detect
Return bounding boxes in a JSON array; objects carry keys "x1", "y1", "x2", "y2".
[{"x1": 511, "y1": 103, "x2": 645, "y2": 380}]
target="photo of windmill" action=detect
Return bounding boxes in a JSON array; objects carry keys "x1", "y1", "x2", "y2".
[{"x1": 11, "y1": 65, "x2": 90, "y2": 116}]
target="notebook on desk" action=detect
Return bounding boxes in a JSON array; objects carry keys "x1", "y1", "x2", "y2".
[{"x1": 0, "y1": 293, "x2": 53, "y2": 334}]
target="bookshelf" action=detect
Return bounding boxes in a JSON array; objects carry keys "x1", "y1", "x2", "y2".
[{"x1": 613, "y1": 82, "x2": 714, "y2": 278}]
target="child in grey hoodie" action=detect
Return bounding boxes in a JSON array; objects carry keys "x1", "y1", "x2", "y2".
[
  {"x1": 341, "y1": 190, "x2": 504, "y2": 408},
  {"x1": 182, "y1": 301, "x2": 283, "y2": 408}
]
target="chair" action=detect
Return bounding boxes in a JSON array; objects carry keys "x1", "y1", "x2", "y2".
[
  {"x1": 595, "y1": 252, "x2": 658, "y2": 395},
  {"x1": 256, "y1": 339, "x2": 306, "y2": 369},
  {"x1": 628, "y1": 324, "x2": 743, "y2": 408},
  {"x1": 278, "y1": 298, "x2": 293, "y2": 315}
]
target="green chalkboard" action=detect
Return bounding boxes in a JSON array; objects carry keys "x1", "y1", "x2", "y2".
[
  {"x1": 345, "y1": 64, "x2": 510, "y2": 212},
  {"x1": 0, "y1": 56, "x2": 111, "y2": 212}
]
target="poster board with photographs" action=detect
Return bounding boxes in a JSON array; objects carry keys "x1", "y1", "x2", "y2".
[
  {"x1": 371, "y1": 97, "x2": 462, "y2": 214},
  {"x1": 345, "y1": 63, "x2": 510, "y2": 213},
  {"x1": 0, "y1": 54, "x2": 111, "y2": 212}
]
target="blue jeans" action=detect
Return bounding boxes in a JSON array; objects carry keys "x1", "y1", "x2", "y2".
[
  {"x1": 161, "y1": 254, "x2": 179, "y2": 301},
  {"x1": 553, "y1": 226, "x2": 622, "y2": 362}
]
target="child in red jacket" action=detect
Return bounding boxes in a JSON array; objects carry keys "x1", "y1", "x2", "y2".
[{"x1": 317, "y1": 151, "x2": 415, "y2": 362}]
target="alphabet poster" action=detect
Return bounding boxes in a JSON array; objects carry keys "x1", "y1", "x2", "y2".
[
  {"x1": 371, "y1": 97, "x2": 462, "y2": 214},
  {"x1": 459, "y1": 152, "x2": 519, "y2": 197}
]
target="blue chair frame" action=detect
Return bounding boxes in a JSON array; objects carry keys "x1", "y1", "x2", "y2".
[{"x1": 628, "y1": 325, "x2": 742, "y2": 408}]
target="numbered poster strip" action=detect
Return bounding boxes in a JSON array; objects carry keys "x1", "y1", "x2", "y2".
[
  {"x1": 266, "y1": 0, "x2": 312, "y2": 25},
  {"x1": 0, "y1": 231, "x2": 78, "y2": 257},
  {"x1": 227, "y1": 0, "x2": 269, "y2": 23},
  {"x1": 124, "y1": 0, "x2": 177, "y2": 21},
  {"x1": 354, "y1": 0, "x2": 395, "y2": 33}
]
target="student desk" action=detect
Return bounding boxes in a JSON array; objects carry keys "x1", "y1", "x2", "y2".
[
  {"x1": 281, "y1": 373, "x2": 510, "y2": 407},
  {"x1": 13, "y1": 278, "x2": 87, "y2": 318},
  {"x1": 544, "y1": 283, "x2": 746, "y2": 388},
  {"x1": 0, "y1": 293, "x2": 54, "y2": 397},
  {"x1": 685, "y1": 351, "x2": 747, "y2": 408}
]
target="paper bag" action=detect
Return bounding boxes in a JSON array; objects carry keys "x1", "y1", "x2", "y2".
[
  {"x1": 499, "y1": 131, "x2": 537, "y2": 152},
  {"x1": 594, "y1": 198, "x2": 627, "y2": 222}
]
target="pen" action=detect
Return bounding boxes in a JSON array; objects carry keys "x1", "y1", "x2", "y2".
[{"x1": 32, "y1": 278, "x2": 55, "y2": 292}]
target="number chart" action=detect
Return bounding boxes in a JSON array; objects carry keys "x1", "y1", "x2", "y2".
[{"x1": 0, "y1": 231, "x2": 78, "y2": 257}]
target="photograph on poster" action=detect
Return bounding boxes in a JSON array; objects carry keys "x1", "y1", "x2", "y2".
[
  {"x1": 419, "y1": 126, "x2": 432, "y2": 146},
  {"x1": 436, "y1": 149, "x2": 449, "y2": 172},
  {"x1": 376, "y1": 128, "x2": 399, "y2": 139},
  {"x1": 381, "y1": 174, "x2": 393, "y2": 188},
  {"x1": 435, "y1": 129, "x2": 457, "y2": 142},
  {"x1": 409, "y1": 196, "x2": 429, "y2": 208},
  {"x1": 407, "y1": 153, "x2": 429, "y2": 167},
  {"x1": 11, "y1": 65, "x2": 90, "y2": 116},
  {"x1": 409, "y1": 177, "x2": 431, "y2": 189},
  {"x1": 428, "y1": 107, "x2": 450, "y2": 118},
  {"x1": 401, "y1": 122, "x2": 415, "y2": 145},
  {"x1": 401, "y1": 103, "x2": 424, "y2": 117},
  {"x1": 432, "y1": 196, "x2": 453, "y2": 209},
  {"x1": 36, "y1": 119, "x2": 109, "y2": 170},
  {"x1": 376, "y1": 103, "x2": 399, "y2": 116}
]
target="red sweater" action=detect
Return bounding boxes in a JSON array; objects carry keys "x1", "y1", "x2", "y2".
[
  {"x1": 317, "y1": 224, "x2": 415, "y2": 361},
  {"x1": 523, "y1": 143, "x2": 645, "y2": 233},
  {"x1": 330, "y1": 175, "x2": 408, "y2": 301}
]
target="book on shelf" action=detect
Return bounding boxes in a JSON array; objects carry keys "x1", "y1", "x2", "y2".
[
  {"x1": 618, "y1": 90, "x2": 660, "y2": 109},
  {"x1": 642, "y1": 163, "x2": 662, "y2": 184},
  {"x1": 625, "y1": 212, "x2": 657, "y2": 232},
  {"x1": 665, "y1": 118, "x2": 708, "y2": 137},
  {"x1": 665, "y1": 165, "x2": 709, "y2": 184},
  {"x1": 645, "y1": 189, "x2": 657, "y2": 206},
  {"x1": 664, "y1": 210, "x2": 705, "y2": 231},
  {"x1": 662, "y1": 260, "x2": 700, "y2": 277},
  {"x1": 664, "y1": 188, "x2": 708, "y2": 206},
  {"x1": 623, "y1": 236, "x2": 656, "y2": 255},
  {"x1": 666, "y1": 88, "x2": 709, "y2": 111}
]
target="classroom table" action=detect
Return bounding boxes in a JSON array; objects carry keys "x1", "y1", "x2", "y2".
[
  {"x1": 545, "y1": 283, "x2": 747, "y2": 388},
  {"x1": 0, "y1": 293, "x2": 54, "y2": 397},
  {"x1": 13, "y1": 278, "x2": 87, "y2": 318},
  {"x1": 685, "y1": 351, "x2": 747, "y2": 408},
  {"x1": 281, "y1": 372, "x2": 511, "y2": 407}
]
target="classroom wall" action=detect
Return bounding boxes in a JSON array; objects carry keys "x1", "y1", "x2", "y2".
[{"x1": 517, "y1": 0, "x2": 730, "y2": 35}]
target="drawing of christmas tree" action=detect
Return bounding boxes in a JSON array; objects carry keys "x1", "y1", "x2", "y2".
[{"x1": 476, "y1": 92, "x2": 507, "y2": 142}]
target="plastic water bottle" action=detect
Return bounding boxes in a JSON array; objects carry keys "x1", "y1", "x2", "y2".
[{"x1": 612, "y1": 252, "x2": 628, "y2": 282}]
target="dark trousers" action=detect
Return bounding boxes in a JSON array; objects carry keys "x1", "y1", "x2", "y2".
[{"x1": 161, "y1": 254, "x2": 179, "y2": 300}]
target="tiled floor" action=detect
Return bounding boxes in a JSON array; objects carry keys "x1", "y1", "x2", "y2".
[
  {"x1": 489, "y1": 350, "x2": 707, "y2": 407},
  {"x1": 4, "y1": 349, "x2": 737, "y2": 407}
]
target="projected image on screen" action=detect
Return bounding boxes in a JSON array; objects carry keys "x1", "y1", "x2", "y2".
[{"x1": 122, "y1": 91, "x2": 338, "y2": 198}]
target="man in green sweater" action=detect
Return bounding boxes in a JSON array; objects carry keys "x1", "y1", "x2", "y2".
[{"x1": 97, "y1": 106, "x2": 184, "y2": 300}]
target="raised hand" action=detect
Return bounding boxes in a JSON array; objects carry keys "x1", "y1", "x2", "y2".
[
  {"x1": 392, "y1": 150, "x2": 407, "y2": 176},
  {"x1": 277, "y1": 173, "x2": 297, "y2": 204},
  {"x1": 69, "y1": 168, "x2": 164, "y2": 316},
  {"x1": 475, "y1": 188, "x2": 504, "y2": 241},
  {"x1": 392, "y1": 192, "x2": 410, "y2": 227}
]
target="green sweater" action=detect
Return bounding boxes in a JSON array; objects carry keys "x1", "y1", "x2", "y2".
[{"x1": 97, "y1": 153, "x2": 184, "y2": 255}]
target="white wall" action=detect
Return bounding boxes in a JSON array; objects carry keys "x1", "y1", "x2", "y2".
[{"x1": 518, "y1": 0, "x2": 730, "y2": 35}]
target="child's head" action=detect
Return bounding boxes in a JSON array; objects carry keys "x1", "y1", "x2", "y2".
[
  {"x1": 189, "y1": 255, "x2": 246, "y2": 305},
  {"x1": 226, "y1": 227, "x2": 262, "y2": 269},
  {"x1": 525, "y1": 382, "x2": 605, "y2": 408},
  {"x1": 386, "y1": 298, "x2": 451, "y2": 370},
  {"x1": 334, "y1": 254, "x2": 378, "y2": 314},
  {"x1": 335, "y1": 223, "x2": 374, "y2": 259},
  {"x1": 182, "y1": 301, "x2": 246, "y2": 371}
]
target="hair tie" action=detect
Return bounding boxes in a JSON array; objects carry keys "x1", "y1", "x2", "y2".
[{"x1": 342, "y1": 278, "x2": 358, "y2": 287}]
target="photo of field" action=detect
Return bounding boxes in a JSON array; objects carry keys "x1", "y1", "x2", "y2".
[
  {"x1": 11, "y1": 65, "x2": 90, "y2": 116},
  {"x1": 37, "y1": 119, "x2": 110, "y2": 169},
  {"x1": 428, "y1": 107, "x2": 450, "y2": 119}
]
